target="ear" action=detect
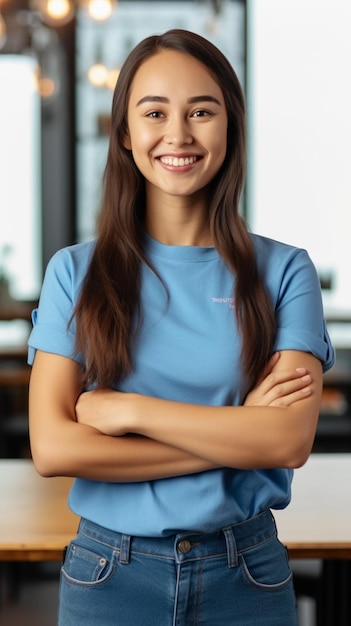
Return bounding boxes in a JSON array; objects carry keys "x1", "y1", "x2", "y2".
[{"x1": 123, "y1": 133, "x2": 132, "y2": 150}]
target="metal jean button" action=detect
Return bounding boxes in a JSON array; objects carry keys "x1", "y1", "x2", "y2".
[{"x1": 178, "y1": 540, "x2": 192, "y2": 554}]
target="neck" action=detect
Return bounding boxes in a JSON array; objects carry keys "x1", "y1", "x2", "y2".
[{"x1": 145, "y1": 190, "x2": 213, "y2": 247}]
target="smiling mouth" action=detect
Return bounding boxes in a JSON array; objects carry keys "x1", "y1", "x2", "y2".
[{"x1": 159, "y1": 156, "x2": 200, "y2": 167}]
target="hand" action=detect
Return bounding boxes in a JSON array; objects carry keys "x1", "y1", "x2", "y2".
[
  {"x1": 75, "y1": 388, "x2": 133, "y2": 436},
  {"x1": 244, "y1": 352, "x2": 312, "y2": 408}
]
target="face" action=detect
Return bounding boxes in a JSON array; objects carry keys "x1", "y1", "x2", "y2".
[{"x1": 124, "y1": 49, "x2": 228, "y2": 205}]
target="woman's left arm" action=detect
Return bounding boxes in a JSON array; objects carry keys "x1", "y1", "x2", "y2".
[{"x1": 77, "y1": 350, "x2": 323, "y2": 470}]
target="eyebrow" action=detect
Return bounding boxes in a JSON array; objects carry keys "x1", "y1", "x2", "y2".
[{"x1": 136, "y1": 95, "x2": 222, "y2": 106}]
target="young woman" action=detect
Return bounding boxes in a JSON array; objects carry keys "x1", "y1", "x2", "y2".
[{"x1": 28, "y1": 29, "x2": 334, "y2": 625}]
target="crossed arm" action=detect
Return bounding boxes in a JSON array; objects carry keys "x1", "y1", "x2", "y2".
[{"x1": 29, "y1": 349, "x2": 323, "y2": 481}]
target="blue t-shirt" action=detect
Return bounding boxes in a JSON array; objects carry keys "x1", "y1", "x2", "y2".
[{"x1": 28, "y1": 233, "x2": 334, "y2": 536}]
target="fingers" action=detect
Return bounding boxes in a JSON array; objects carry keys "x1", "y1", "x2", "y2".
[
  {"x1": 266, "y1": 372, "x2": 312, "y2": 406},
  {"x1": 270, "y1": 386, "x2": 312, "y2": 407},
  {"x1": 260, "y1": 368, "x2": 310, "y2": 394},
  {"x1": 244, "y1": 366, "x2": 312, "y2": 407}
]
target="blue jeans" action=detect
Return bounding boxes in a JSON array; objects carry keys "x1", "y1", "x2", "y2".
[{"x1": 58, "y1": 510, "x2": 297, "y2": 625}]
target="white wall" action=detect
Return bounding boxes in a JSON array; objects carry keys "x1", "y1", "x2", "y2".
[
  {"x1": 0, "y1": 55, "x2": 42, "y2": 300},
  {"x1": 247, "y1": 0, "x2": 351, "y2": 317}
]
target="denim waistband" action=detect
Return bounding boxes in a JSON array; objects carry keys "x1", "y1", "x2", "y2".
[{"x1": 77, "y1": 509, "x2": 277, "y2": 569}]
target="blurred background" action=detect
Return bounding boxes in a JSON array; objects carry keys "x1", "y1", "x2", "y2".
[{"x1": 0, "y1": 0, "x2": 350, "y2": 313}]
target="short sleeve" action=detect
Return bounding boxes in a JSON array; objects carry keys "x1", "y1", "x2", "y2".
[
  {"x1": 27, "y1": 242, "x2": 94, "y2": 365},
  {"x1": 272, "y1": 248, "x2": 334, "y2": 372}
]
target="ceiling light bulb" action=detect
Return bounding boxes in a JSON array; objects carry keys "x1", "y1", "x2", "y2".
[
  {"x1": 47, "y1": 0, "x2": 72, "y2": 21},
  {"x1": 31, "y1": 0, "x2": 75, "y2": 25},
  {"x1": 39, "y1": 76, "x2": 57, "y2": 98},
  {"x1": 87, "y1": 62, "x2": 108, "y2": 87},
  {"x1": 87, "y1": 0, "x2": 114, "y2": 21}
]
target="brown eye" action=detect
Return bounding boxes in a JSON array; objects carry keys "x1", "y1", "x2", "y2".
[
  {"x1": 191, "y1": 109, "x2": 211, "y2": 118},
  {"x1": 146, "y1": 111, "x2": 163, "y2": 118}
]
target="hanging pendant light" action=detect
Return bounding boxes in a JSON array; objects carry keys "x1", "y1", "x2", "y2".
[
  {"x1": 84, "y1": 0, "x2": 115, "y2": 21},
  {"x1": 30, "y1": 0, "x2": 75, "y2": 26},
  {"x1": 30, "y1": 0, "x2": 117, "y2": 25},
  {"x1": 45, "y1": 0, "x2": 75, "y2": 23}
]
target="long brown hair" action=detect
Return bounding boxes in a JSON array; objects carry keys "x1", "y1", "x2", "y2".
[{"x1": 73, "y1": 29, "x2": 276, "y2": 388}]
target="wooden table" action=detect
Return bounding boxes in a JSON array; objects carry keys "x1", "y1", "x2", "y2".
[
  {"x1": 274, "y1": 453, "x2": 351, "y2": 626},
  {"x1": 275, "y1": 453, "x2": 351, "y2": 559},
  {"x1": 1, "y1": 455, "x2": 350, "y2": 624},
  {"x1": 0, "y1": 460, "x2": 77, "y2": 562},
  {"x1": 276, "y1": 454, "x2": 351, "y2": 626},
  {"x1": 2, "y1": 454, "x2": 351, "y2": 562}
]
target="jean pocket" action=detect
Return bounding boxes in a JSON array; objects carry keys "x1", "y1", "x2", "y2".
[
  {"x1": 239, "y1": 535, "x2": 293, "y2": 591},
  {"x1": 61, "y1": 541, "x2": 117, "y2": 588}
]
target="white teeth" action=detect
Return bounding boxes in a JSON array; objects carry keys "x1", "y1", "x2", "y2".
[{"x1": 160, "y1": 156, "x2": 197, "y2": 166}]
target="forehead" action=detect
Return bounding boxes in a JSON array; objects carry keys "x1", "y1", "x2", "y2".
[{"x1": 128, "y1": 49, "x2": 224, "y2": 104}]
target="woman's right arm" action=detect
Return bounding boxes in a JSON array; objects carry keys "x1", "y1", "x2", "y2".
[{"x1": 29, "y1": 350, "x2": 218, "y2": 481}]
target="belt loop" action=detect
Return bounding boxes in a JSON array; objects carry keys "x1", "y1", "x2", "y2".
[
  {"x1": 223, "y1": 527, "x2": 238, "y2": 568},
  {"x1": 119, "y1": 534, "x2": 131, "y2": 564}
]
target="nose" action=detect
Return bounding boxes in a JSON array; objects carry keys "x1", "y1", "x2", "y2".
[{"x1": 164, "y1": 115, "x2": 193, "y2": 146}]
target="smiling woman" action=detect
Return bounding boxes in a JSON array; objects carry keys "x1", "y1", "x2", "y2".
[{"x1": 28, "y1": 29, "x2": 334, "y2": 626}]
